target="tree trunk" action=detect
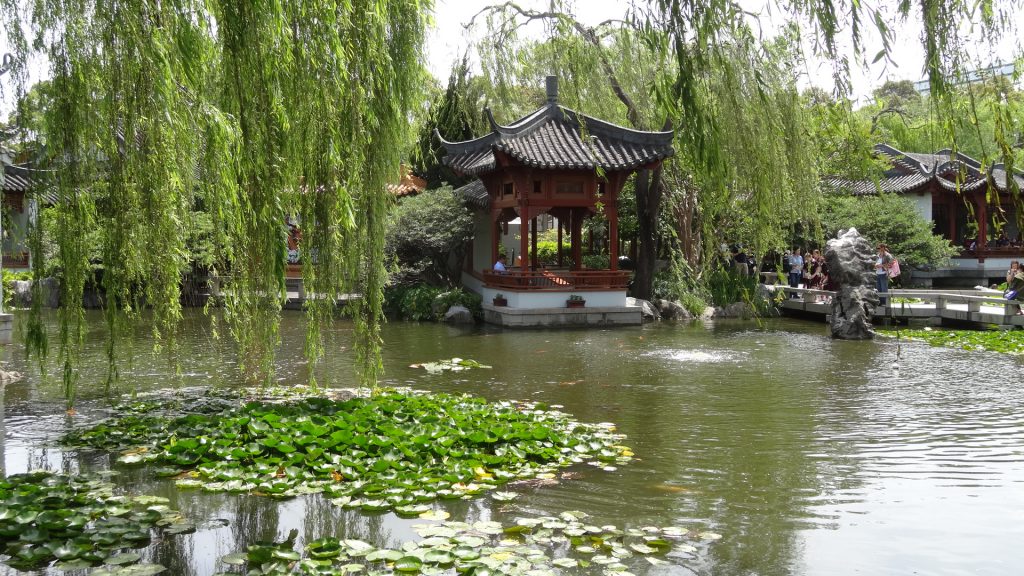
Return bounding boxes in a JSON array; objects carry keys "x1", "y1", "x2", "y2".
[{"x1": 633, "y1": 165, "x2": 665, "y2": 300}]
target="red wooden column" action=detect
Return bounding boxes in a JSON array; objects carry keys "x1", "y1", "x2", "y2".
[
  {"x1": 977, "y1": 192, "x2": 988, "y2": 253},
  {"x1": 606, "y1": 175, "x2": 621, "y2": 271},
  {"x1": 491, "y1": 210, "x2": 500, "y2": 269},
  {"x1": 571, "y1": 209, "x2": 583, "y2": 271},
  {"x1": 608, "y1": 210, "x2": 619, "y2": 271},
  {"x1": 557, "y1": 218, "x2": 564, "y2": 267},
  {"x1": 531, "y1": 217, "x2": 538, "y2": 270},
  {"x1": 519, "y1": 211, "x2": 530, "y2": 271}
]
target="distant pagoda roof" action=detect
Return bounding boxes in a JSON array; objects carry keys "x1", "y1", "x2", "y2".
[
  {"x1": 387, "y1": 164, "x2": 427, "y2": 198},
  {"x1": 437, "y1": 77, "x2": 674, "y2": 177},
  {"x1": 825, "y1": 143, "x2": 1023, "y2": 196}
]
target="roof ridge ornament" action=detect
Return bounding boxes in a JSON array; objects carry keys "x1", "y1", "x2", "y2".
[{"x1": 546, "y1": 75, "x2": 558, "y2": 103}]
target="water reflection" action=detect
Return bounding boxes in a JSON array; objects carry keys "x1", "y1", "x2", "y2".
[{"x1": 0, "y1": 311, "x2": 1023, "y2": 575}]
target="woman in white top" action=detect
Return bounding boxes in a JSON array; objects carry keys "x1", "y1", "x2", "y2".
[{"x1": 874, "y1": 243, "x2": 894, "y2": 305}]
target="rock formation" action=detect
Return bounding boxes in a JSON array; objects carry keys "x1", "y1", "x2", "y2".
[{"x1": 825, "y1": 228, "x2": 878, "y2": 340}]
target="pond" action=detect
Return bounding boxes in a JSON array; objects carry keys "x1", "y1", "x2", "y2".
[{"x1": 0, "y1": 310, "x2": 1022, "y2": 575}]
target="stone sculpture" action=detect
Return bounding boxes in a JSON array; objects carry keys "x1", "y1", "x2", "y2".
[{"x1": 825, "y1": 228, "x2": 878, "y2": 339}]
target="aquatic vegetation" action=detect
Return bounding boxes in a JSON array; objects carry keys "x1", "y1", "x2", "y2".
[
  {"x1": 66, "y1": 389, "x2": 632, "y2": 511},
  {"x1": 880, "y1": 328, "x2": 1024, "y2": 355},
  {"x1": 213, "y1": 511, "x2": 717, "y2": 575},
  {"x1": 0, "y1": 471, "x2": 190, "y2": 572},
  {"x1": 409, "y1": 358, "x2": 492, "y2": 373}
]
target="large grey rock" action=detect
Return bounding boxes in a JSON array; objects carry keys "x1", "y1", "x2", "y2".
[
  {"x1": 443, "y1": 305, "x2": 475, "y2": 325},
  {"x1": 825, "y1": 228, "x2": 878, "y2": 340},
  {"x1": 40, "y1": 277, "x2": 60, "y2": 308},
  {"x1": 716, "y1": 301, "x2": 755, "y2": 318},
  {"x1": 627, "y1": 297, "x2": 660, "y2": 321},
  {"x1": 653, "y1": 299, "x2": 691, "y2": 320},
  {"x1": 10, "y1": 280, "x2": 32, "y2": 308}
]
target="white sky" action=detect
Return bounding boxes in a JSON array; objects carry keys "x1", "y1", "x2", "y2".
[
  {"x1": 1, "y1": 0, "x2": 1020, "y2": 115},
  {"x1": 426, "y1": 0, "x2": 1022, "y2": 104}
]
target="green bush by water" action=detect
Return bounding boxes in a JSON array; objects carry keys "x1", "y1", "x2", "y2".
[{"x1": 384, "y1": 285, "x2": 481, "y2": 321}]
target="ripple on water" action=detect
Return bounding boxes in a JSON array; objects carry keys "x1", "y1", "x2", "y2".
[{"x1": 644, "y1": 348, "x2": 745, "y2": 364}]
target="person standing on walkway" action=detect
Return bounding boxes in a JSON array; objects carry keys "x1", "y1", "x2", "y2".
[
  {"x1": 788, "y1": 247, "x2": 803, "y2": 299},
  {"x1": 874, "y1": 243, "x2": 894, "y2": 306}
]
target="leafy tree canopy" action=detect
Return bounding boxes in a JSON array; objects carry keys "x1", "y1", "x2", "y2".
[
  {"x1": 820, "y1": 193, "x2": 959, "y2": 269},
  {"x1": 385, "y1": 187, "x2": 475, "y2": 287}
]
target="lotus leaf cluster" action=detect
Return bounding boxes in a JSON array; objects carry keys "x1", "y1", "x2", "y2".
[
  {"x1": 0, "y1": 471, "x2": 190, "y2": 571},
  {"x1": 409, "y1": 358, "x2": 493, "y2": 373},
  {"x1": 214, "y1": 511, "x2": 719, "y2": 575},
  {"x1": 66, "y1": 390, "x2": 632, "y2": 511}
]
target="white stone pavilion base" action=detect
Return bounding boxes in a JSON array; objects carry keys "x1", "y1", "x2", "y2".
[{"x1": 482, "y1": 303, "x2": 641, "y2": 327}]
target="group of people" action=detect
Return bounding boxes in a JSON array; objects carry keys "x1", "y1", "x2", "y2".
[
  {"x1": 784, "y1": 244, "x2": 900, "y2": 304},
  {"x1": 785, "y1": 248, "x2": 833, "y2": 300}
]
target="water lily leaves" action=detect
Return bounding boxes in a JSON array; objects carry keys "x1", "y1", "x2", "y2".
[
  {"x1": 91, "y1": 563, "x2": 167, "y2": 575},
  {"x1": 411, "y1": 358, "x2": 493, "y2": 373},
  {"x1": 65, "y1": 389, "x2": 634, "y2": 517},
  {"x1": 221, "y1": 552, "x2": 248, "y2": 565},
  {"x1": 0, "y1": 472, "x2": 190, "y2": 571},
  {"x1": 393, "y1": 556, "x2": 423, "y2": 572},
  {"x1": 105, "y1": 552, "x2": 143, "y2": 565}
]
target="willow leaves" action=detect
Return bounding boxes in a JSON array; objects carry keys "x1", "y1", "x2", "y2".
[{"x1": 1, "y1": 0, "x2": 431, "y2": 401}]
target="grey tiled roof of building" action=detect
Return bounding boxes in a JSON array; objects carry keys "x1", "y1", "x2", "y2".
[
  {"x1": 438, "y1": 95, "x2": 674, "y2": 176},
  {"x1": 455, "y1": 178, "x2": 488, "y2": 209},
  {"x1": 825, "y1": 143, "x2": 1022, "y2": 196}
]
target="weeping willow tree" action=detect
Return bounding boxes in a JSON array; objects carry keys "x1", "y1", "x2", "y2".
[
  {"x1": 0, "y1": 0, "x2": 431, "y2": 405},
  {"x1": 470, "y1": 0, "x2": 1022, "y2": 298}
]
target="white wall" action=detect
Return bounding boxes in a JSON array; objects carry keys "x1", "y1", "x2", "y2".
[
  {"x1": 907, "y1": 191, "x2": 932, "y2": 222},
  {"x1": 482, "y1": 287, "x2": 627, "y2": 308}
]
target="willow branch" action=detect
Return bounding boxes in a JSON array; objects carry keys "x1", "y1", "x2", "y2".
[{"x1": 469, "y1": 2, "x2": 642, "y2": 128}]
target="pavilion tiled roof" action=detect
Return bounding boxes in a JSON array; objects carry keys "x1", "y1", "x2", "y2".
[
  {"x1": 438, "y1": 78, "x2": 674, "y2": 176},
  {"x1": 824, "y1": 143, "x2": 1022, "y2": 196},
  {"x1": 455, "y1": 178, "x2": 488, "y2": 209}
]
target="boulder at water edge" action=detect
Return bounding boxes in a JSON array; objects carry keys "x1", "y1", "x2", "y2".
[
  {"x1": 627, "y1": 297, "x2": 661, "y2": 321},
  {"x1": 825, "y1": 228, "x2": 878, "y2": 340},
  {"x1": 654, "y1": 299, "x2": 692, "y2": 320},
  {"x1": 443, "y1": 305, "x2": 475, "y2": 325}
]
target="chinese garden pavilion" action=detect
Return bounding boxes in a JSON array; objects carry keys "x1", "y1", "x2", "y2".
[
  {"x1": 826, "y1": 143, "x2": 1024, "y2": 285},
  {"x1": 438, "y1": 77, "x2": 673, "y2": 322}
]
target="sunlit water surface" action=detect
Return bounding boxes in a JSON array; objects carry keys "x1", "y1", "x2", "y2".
[{"x1": 0, "y1": 310, "x2": 1022, "y2": 575}]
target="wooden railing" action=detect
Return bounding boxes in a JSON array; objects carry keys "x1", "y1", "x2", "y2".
[
  {"x1": 2, "y1": 252, "x2": 29, "y2": 268},
  {"x1": 482, "y1": 269, "x2": 631, "y2": 291},
  {"x1": 775, "y1": 286, "x2": 1023, "y2": 317}
]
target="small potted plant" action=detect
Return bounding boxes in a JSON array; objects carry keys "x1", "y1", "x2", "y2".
[
  {"x1": 492, "y1": 293, "x2": 508, "y2": 307},
  {"x1": 566, "y1": 294, "x2": 586, "y2": 308}
]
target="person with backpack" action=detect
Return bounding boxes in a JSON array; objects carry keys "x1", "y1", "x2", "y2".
[{"x1": 874, "y1": 243, "x2": 895, "y2": 306}]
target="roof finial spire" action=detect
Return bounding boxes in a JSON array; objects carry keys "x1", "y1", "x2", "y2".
[{"x1": 545, "y1": 75, "x2": 558, "y2": 103}]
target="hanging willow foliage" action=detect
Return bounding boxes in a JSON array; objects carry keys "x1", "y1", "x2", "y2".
[
  {"x1": 1, "y1": 0, "x2": 431, "y2": 404},
  {"x1": 472, "y1": 0, "x2": 1022, "y2": 289}
]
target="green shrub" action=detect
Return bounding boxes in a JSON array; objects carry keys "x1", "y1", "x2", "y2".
[
  {"x1": 530, "y1": 241, "x2": 571, "y2": 267},
  {"x1": 821, "y1": 193, "x2": 958, "y2": 269},
  {"x1": 581, "y1": 254, "x2": 609, "y2": 269},
  {"x1": 2, "y1": 269, "x2": 31, "y2": 309},
  {"x1": 433, "y1": 288, "x2": 482, "y2": 320},
  {"x1": 706, "y1": 267, "x2": 758, "y2": 307},
  {"x1": 384, "y1": 284, "x2": 481, "y2": 321}
]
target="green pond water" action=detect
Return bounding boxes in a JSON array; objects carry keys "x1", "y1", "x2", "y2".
[{"x1": 0, "y1": 310, "x2": 1023, "y2": 575}]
